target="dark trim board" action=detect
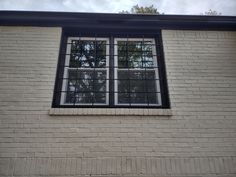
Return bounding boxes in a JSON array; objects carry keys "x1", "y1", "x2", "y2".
[{"x1": 0, "y1": 11, "x2": 236, "y2": 31}]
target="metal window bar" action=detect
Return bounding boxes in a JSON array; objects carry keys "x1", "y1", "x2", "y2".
[
  {"x1": 126, "y1": 36, "x2": 131, "y2": 107},
  {"x1": 92, "y1": 37, "x2": 96, "y2": 106},
  {"x1": 143, "y1": 36, "x2": 149, "y2": 106}
]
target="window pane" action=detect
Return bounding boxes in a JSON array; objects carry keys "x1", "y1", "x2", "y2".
[
  {"x1": 117, "y1": 41, "x2": 155, "y2": 68},
  {"x1": 65, "y1": 69, "x2": 107, "y2": 104},
  {"x1": 117, "y1": 70, "x2": 158, "y2": 104},
  {"x1": 69, "y1": 40, "x2": 106, "y2": 68}
]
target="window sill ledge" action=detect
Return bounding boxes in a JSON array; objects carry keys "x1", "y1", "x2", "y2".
[{"x1": 49, "y1": 108, "x2": 172, "y2": 116}]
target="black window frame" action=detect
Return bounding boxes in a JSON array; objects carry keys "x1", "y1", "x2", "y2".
[{"x1": 52, "y1": 28, "x2": 170, "y2": 109}]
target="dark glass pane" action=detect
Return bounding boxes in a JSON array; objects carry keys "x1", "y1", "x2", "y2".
[
  {"x1": 117, "y1": 41, "x2": 155, "y2": 68},
  {"x1": 118, "y1": 93, "x2": 130, "y2": 104},
  {"x1": 69, "y1": 40, "x2": 106, "y2": 68},
  {"x1": 65, "y1": 69, "x2": 107, "y2": 104},
  {"x1": 118, "y1": 56, "x2": 128, "y2": 68},
  {"x1": 127, "y1": 41, "x2": 142, "y2": 50},
  {"x1": 117, "y1": 41, "x2": 127, "y2": 51},
  {"x1": 117, "y1": 70, "x2": 158, "y2": 104},
  {"x1": 142, "y1": 41, "x2": 153, "y2": 52},
  {"x1": 147, "y1": 92, "x2": 159, "y2": 104},
  {"x1": 130, "y1": 92, "x2": 147, "y2": 104},
  {"x1": 143, "y1": 56, "x2": 154, "y2": 68},
  {"x1": 65, "y1": 91, "x2": 75, "y2": 104}
]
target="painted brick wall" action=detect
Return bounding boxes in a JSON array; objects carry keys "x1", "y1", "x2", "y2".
[{"x1": 0, "y1": 27, "x2": 236, "y2": 177}]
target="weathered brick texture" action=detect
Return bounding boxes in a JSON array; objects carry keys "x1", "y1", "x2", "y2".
[{"x1": 0, "y1": 27, "x2": 236, "y2": 176}]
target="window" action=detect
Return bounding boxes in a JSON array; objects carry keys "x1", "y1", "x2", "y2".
[
  {"x1": 52, "y1": 32, "x2": 169, "y2": 108},
  {"x1": 60, "y1": 37, "x2": 109, "y2": 105},
  {"x1": 114, "y1": 38, "x2": 161, "y2": 106}
]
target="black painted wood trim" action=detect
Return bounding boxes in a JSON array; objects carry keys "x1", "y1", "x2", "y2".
[{"x1": 0, "y1": 11, "x2": 236, "y2": 31}]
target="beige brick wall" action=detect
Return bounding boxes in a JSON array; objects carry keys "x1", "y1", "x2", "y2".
[{"x1": 0, "y1": 27, "x2": 236, "y2": 177}]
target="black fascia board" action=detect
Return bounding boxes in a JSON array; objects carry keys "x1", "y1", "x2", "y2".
[{"x1": 0, "y1": 11, "x2": 235, "y2": 31}]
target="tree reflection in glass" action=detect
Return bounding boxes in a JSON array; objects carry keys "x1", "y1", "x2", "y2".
[
  {"x1": 65, "y1": 39, "x2": 107, "y2": 104},
  {"x1": 118, "y1": 41, "x2": 154, "y2": 68},
  {"x1": 70, "y1": 40, "x2": 106, "y2": 68},
  {"x1": 117, "y1": 40, "x2": 159, "y2": 105}
]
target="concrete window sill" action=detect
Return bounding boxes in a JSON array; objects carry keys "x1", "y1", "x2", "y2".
[{"x1": 49, "y1": 108, "x2": 172, "y2": 116}]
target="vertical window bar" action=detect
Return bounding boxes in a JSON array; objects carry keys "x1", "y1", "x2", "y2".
[
  {"x1": 143, "y1": 36, "x2": 149, "y2": 106},
  {"x1": 109, "y1": 36, "x2": 114, "y2": 106},
  {"x1": 126, "y1": 36, "x2": 131, "y2": 107},
  {"x1": 73, "y1": 68, "x2": 78, "y2": 106},
  {"x1": 114, "y1": 38, "x2": 118, "y2": 106},
  {"x1": 92, "y1": 36, "x2": 97, "y2": 106},
  {"x1": 106, "y1": 38, "x2": 110, "y2": 106},
  {"x1": 74, "y1": 37, "x2": 79, "y2": 105}
]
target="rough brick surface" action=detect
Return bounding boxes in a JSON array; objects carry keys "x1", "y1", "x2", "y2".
[{"x1": 0, "y1": 27, "x2": 236, "y2": 176}]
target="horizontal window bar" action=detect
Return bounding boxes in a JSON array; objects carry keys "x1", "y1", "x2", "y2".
[
  {"x1": 58, "y1": 78, "x2": 160, "y2": 81},
  {"x1": 62, "y1": 66, "x2": 159, "y2": 69},
  {"x1": 58, "y1": 91, "x2": 161, "y2": 94}
]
